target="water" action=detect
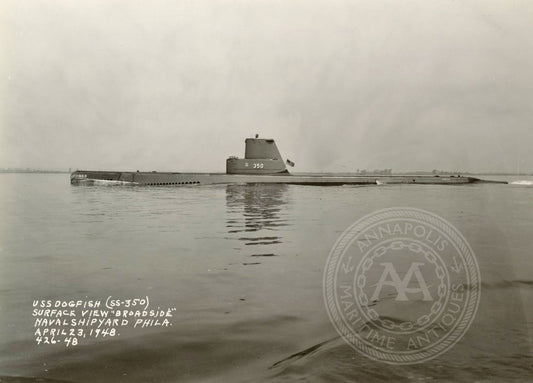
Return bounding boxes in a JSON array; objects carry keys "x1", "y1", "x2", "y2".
[{"x1": 0, "y1": 173, "x2": 532, "y2": 382}]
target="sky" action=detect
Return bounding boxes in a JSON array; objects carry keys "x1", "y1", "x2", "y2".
[{"x1": 1, "y1": 0, "x2": 532, "y2": 173}]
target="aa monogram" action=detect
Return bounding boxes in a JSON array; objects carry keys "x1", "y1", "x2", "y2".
[{"x1": 324, "y1": 208, "x2": 480, "y2": 364}]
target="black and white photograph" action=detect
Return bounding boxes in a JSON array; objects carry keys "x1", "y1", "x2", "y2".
[{"x1": 1, "y1": 0, "x2": 532, "y2": 381}]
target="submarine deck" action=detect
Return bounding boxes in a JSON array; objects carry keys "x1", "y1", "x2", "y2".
[{"x1": 70, "y1": 171, "x2": 507, "y2": 186}]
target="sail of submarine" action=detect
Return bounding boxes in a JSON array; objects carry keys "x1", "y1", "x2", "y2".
[{"x1": 70, "y1": 136, "x2": 507, "y2": 186}]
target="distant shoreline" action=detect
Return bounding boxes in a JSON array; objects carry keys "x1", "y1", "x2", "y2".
[{"x1": 0, "y1": 170, "x2": 70, "y2": 174}]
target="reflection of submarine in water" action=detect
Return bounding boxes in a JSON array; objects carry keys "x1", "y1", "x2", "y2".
[
  {"x1": 226, "y1": 184, "x2": 288, "y2": 248},
  {"x1": 71, "y1": 136, "x2": 507, "y2": 186}
]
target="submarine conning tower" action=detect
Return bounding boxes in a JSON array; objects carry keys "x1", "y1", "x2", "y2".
[{"x1": 226, "y1": 136, "x2": 289, "y2": 175}]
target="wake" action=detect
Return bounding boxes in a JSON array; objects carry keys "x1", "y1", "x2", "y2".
[{"x1": 510, "y1": 180, "x2": 533, "y2": 186}]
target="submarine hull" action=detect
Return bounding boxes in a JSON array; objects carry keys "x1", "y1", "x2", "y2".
[
  {"x1": 70, "y1": 137, "x2": 507, "y2": 186},
  {"x1": 70, "y1": 170, "x2": 506, "y2": 186}
]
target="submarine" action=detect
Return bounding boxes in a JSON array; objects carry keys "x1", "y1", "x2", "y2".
[{"x1": 70, "y1": 136, "x2": 506, "y2": 186}]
